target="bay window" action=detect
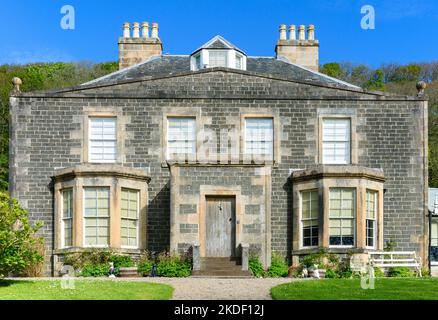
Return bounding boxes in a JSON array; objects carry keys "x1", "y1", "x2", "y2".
[
  {"x1": 121, "y1": 189, "x2": 139, "y2": 248},
  {"x1": 62, "y1": 189, "x2": 73, "y2": 248},
  {"x1": 366, "y1": 190, "x2": 377, "y2": 248},
  {"x1": 84, "y1": 187, "x2": 110, "y2": 247},
  {"x1": 301, "y1": 190, "x2": 319, "y2": 247},
  {"x1": 329, "y1": 188, "x2": 355, "y2": 247}
]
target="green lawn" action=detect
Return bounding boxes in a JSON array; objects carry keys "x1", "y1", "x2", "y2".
[
  {"x1": 0, "y1": 280, "x2": 173, "y2": 300},
  {"x1": 271, "y1": 278, "x2": 438, "y2": 300}
]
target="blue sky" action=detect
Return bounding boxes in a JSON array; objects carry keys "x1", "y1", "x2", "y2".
[{"x1": 0, "y1": 0, "x2": 437, "y2": 67}]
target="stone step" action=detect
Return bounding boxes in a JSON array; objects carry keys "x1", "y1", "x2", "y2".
[
  {"x1": 192, "y1": 270, "x2": 252, "y2": 277},
  {"x1": 193, "y1": 257, "x2": 252, "y2": 277}
]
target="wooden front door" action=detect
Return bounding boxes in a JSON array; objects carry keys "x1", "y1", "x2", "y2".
[{"x1": 205, "y1": 197, "x2": 236, "y2": 257}]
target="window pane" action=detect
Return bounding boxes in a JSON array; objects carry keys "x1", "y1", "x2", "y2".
[
  {"x1": 322, "y1": 119, "x2": 350, "y2": 164},
  {"x1": 366, "y1": 190, "x2": 377, "y2": 219},
  {"x1": 235, "y1": 55, "x2": 242, "y2": 69},
  {"x1": 89, "y1": 117, "x2": 117, "y2": 162},
  {"x1": 121, "y1": 189, "x2": 139, "y2": 247},
  {"x1": 167, "y1": 117, "x2": 196, "y2": 158},
  {"x1": 329, "y1": 188, "x2": 356, "y2": 246},
  {"x1": 209, "y1": 51, "x2": 228, "y2": 67},
  {"x1": 84, "y1": 187, "x2": 109, "y2": 246},
  {"x1": 245, "y1": 118, "x2": 274, "y2": 158},
  {"x1": 301, "y1": 190, "x2": 319, "y2": 247}
]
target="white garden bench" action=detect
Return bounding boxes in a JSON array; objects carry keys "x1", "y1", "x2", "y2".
[{"x1": 368, "y1": 251, "x2": 422, "y2": 277}]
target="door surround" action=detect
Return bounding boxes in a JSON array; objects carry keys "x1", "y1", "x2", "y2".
[{"x1": 199, "y1": 185, "x2": 243, "y2": 257}]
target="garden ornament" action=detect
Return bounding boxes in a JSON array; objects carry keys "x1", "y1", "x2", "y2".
[
  {"x1": 151, "y1": 264, "x2": 158, "y2": 277},
  {"x1": 109, "y1": 262, "x2": 116, "y2": 278}
]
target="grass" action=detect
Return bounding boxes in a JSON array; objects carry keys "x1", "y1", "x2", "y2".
[
  {"x1": 271, "y1": 278, "x2": 438, "y2": 300},
  {"x1": 0, "y1": 280, "x2": 173, "y2": 300}
]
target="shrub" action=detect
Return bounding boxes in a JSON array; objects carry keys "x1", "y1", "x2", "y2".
[
  {"x1": 336, "y1": 261, "x2": 353, "y2": 278},
  {"x1": 249, "y1": 255, "x2": 266, "y2": 278},
  {"x1": 267, "y1": 252, "x2": 288, "y2": 277},
  {"x1": 325, "y1": 268, "x2": 337, "y2": 278},
  {"x1": 80, "y1": 264, "x2": 109, "y2": 277},
  {"x1": 374, "y1": 267, "x2": 386, "y2": 278},
  {"x1": 0, "y1": 192, "x2": 44, "y2": 277},
  {"x1": 19, "y1": 238, "x2": 46, "y2": 277},
  {"x1": 301, "y1": 249, "x2": 339, "y2": 269},
  {"x1": 138, "y1": 261, "x2": 154, "y2": 276},
  {"x1": 387, "y1": 267, "x2": 414, "y2": 278},
  {"x1": 63, "y1": 250, "x2": 134, "y2": 277},
  {"x1": 156, "y1": 252, "x2": 191, "y2": 277}
]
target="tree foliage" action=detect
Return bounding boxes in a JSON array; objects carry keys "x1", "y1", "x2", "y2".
[
  {"x1": 0, "y1": 191, "x2": 44, "y2": 277},
  {"x1": 0, "y1": 61, "x2": 118, "y2": 190}
]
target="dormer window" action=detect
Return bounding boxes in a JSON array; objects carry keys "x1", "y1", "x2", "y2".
[
  {"x1": 195, "y1": 54, "x2": 201, "y2": 70},
  {"x1": 235, "y1": 54, "x2": 243, "y2": 69},
  {"x1": 209, "y1": 51, "x2": 228, "y2": 68},
  {"x1": 191, "y1": 35, "x2": 247, "y2": 71}
]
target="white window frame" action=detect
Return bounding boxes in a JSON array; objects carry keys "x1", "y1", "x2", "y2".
[
  {"x1": 329, "y1": 188, "x2": 356, "y2": 248},
  {"x1": 322, "y1": 118, "x2": 351, "y2": 165},
  {"x1": 235, "y1": 54, "x2": 243, "y2": 70},
  {"x1": 366, "y1": 190, "x2": 378, "y2": 249},
  {"x1": 432, "y1": 220, "x2": 438, "y2": 247},
  {"x1": 121, "y1": 188, "x2": 140, "y2": 249},
  {"x1": 300, "y1": 190, "x2": 319, "y2": 249},
  {"x1": 61, "y1": 189, "x2": 73, "y2": 248},
  {"x1": 166, "y1": 117, "x2": 197, "y2": 160},
  {"x1": 244, "y1": 118, "x2": 274, "y2": 160},
  {"x1": 88, "y1": 117, "x2": 117, "y2": 163},
  {"x1": 195, "y1": 54, "x2": 202, "y2": 71},
  {"x1": 83, "y1": 187, "x2": 110, "y2": 248},
  {"x1": 208, "y1": 50, "x2": 228, "y2": 68}
]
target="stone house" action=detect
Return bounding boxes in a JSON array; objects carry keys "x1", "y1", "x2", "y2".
[{"x1": 9, "y1": 22, "x2": 429, "y2": 276}]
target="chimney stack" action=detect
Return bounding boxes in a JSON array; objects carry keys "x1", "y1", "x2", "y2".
[
  {"x1": 118, "y1": 21, "x2": 163, "y2": 70},
  {"x1": 275, "y1": 23, "x2": 319, "y2": 71}
]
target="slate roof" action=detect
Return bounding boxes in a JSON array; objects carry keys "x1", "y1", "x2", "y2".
[{"x1": 84, "y1": 55, "x2": 359, "y2": 89}]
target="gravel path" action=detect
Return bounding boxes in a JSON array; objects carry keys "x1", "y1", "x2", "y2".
[
  {"x1": 144, "y1": 277, "x2": 296, "y2": 300},
  {"x1": 6, "y1": 277, "x2": 297, "y2": 300}
]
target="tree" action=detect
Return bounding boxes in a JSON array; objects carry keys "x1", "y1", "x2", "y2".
[
  {"x1": 0, "y1": 192, "x2": 44, "y2": 277},
  {"x1": 320, "y1": 62, "x2": 345, "y2": 79},
  {"x1": 365, "y1": 69, "x2": 386, "y2": 91}
]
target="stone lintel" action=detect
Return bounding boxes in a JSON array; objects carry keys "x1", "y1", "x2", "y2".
[
  {"x1": 290, "y1": 165, "x2": 385, "y2": 183},
  {"x1": 52, "y1": 164, "x2": 151, "y2": 183}
]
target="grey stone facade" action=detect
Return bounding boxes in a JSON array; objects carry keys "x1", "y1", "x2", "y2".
[{"x1": 9, "y1": 67, "x2": 428, "y2": 275}]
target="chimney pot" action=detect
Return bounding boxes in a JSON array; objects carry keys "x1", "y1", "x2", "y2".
[
  {"x1": 307, "y1": 25, "x2": 315, "y2": 41},
  {"x1": 142, "y1": 22, "x2": 149, "y2": 38},
  {"x1": 288, "y1": 25, "x2": 296, "y2": 40},
  {"x1": 298, "y1": 25, "x2": 305, "y2": 40},
  {"x1": 279, "y1": 24, "x2": 287, "y2": 40},
  {"x1": 132, "y1": 22, "x2": 140, "y2": 38},
  {"x1": 151, "y1": 23, "x2": 159, "y2": 38},
  {"x1": 123, "y1": 22, "x2": 131, "y2": 38}
]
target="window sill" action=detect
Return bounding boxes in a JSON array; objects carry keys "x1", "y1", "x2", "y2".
[{"x1": 292, "y1": 247, "x2": 373, "y2": 255}]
